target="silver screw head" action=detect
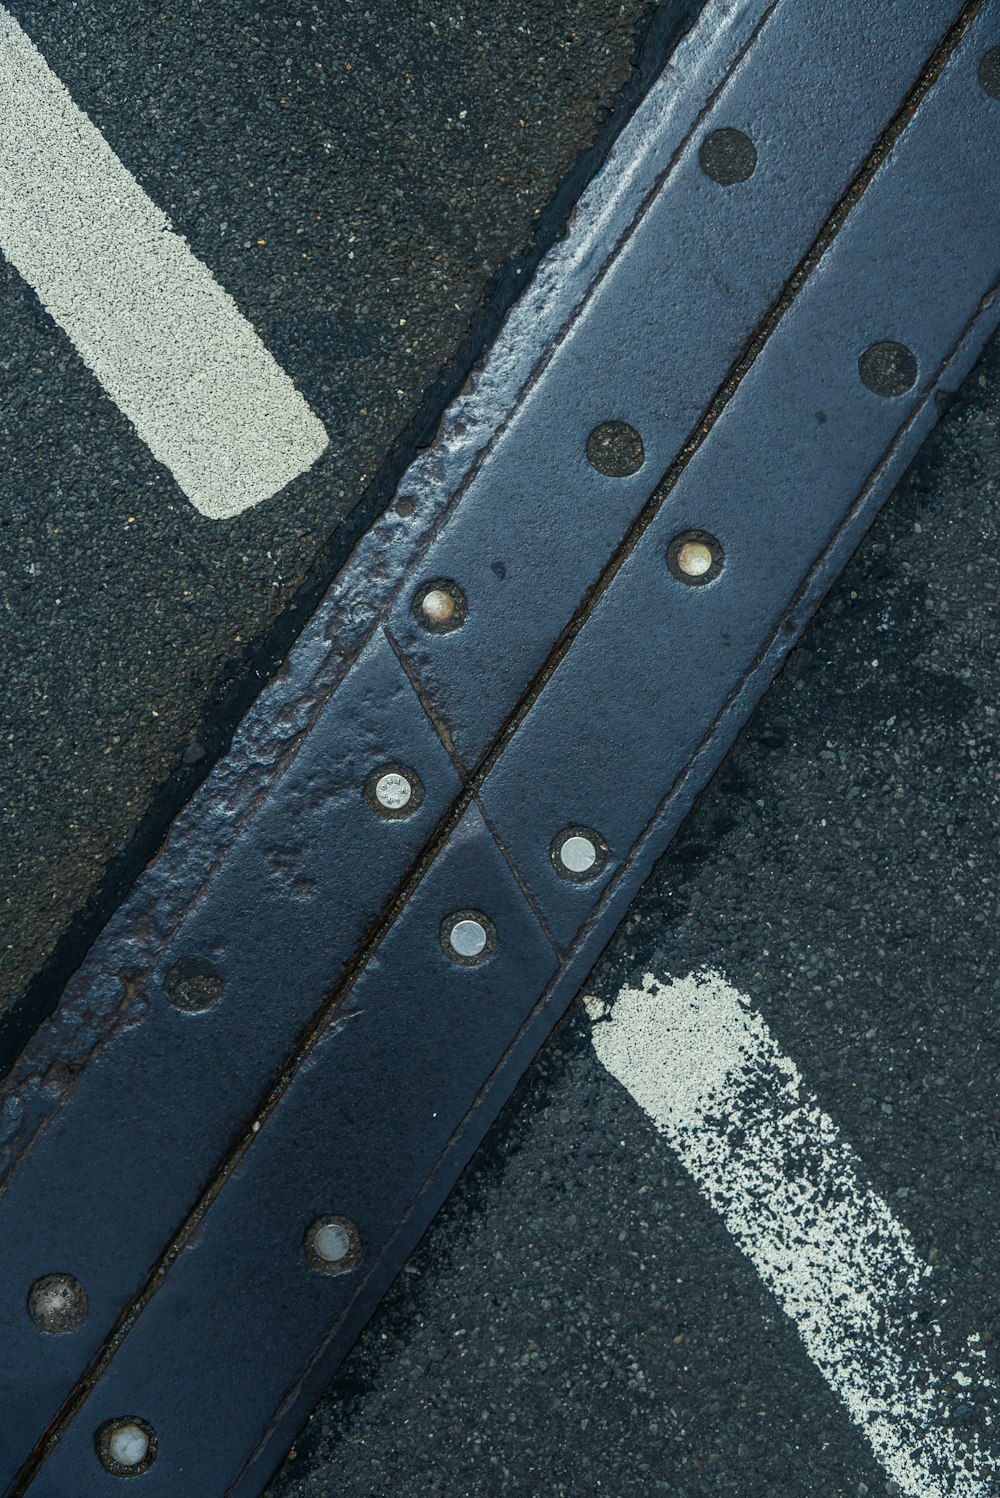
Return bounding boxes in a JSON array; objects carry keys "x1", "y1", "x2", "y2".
[
  {"x1": 421, "y1": 588, "x2": 455, "y2": 624},
  {"x1": 559, "y1": 835, "x2": 598, "y2": 874},
  {"x1": 96, "y1": 1417, "x2": 157, "y2": 1476},
  {"x1": 28, "y1": 1273, "x2": 88, "y2": 1334},
  {"x1": 314, "y1": 1222, "x2": 351, "y2": 1260},
  {"x1": 666, "y1": 530, "x2": 724, "y2": 586},
  {"x1": 110, "y1": 1426, "x2": 149, "y2": 1468},
  {"x1": 413, "y1": 579, "x2": 467, "y2": 633},
  {"x1": 365, "y1": 763, "x2": 423, "y2": 820},
  {"x1": 304, "y1": 1215, "x2": 363, "y2": 1275},
  {"x1": 551, "y1": 827, "x2": 609, "y2": 883},
  {"x1": 450, "y1": 919, "x2": 487, "y2": 957},
  {"x1": 441, "y1": 910, "x2": 496, "y2": 966},
  {"x1": 676, "y1": 540, "x2": 714, "y2": 578},
  {"x1": 376, "y1": 772, "x2": 412, "y2": 810}
]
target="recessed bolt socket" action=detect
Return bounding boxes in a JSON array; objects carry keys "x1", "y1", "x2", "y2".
[
  {"x1": 95, "y1": 1418, "x2": 157, "y2": 1477},
  {"x1": 586, "y1": 421, "x2": 644, "y2": 477}
]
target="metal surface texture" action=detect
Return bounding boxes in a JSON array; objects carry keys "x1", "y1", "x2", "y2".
[{"x1": 2, "y1": 0, "x2": 999, "y2": 1492}]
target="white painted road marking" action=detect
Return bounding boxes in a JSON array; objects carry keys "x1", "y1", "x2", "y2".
[
  {"x1": 0, "y1": 7, "x2": 328, "y2": 519},
  {"x1": 587, "y1": 970, "x2": 997, "y2": 1498}
]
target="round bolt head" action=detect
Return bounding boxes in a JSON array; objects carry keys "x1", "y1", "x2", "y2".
[
  {"x1": 28, "y1": 1273, "x2": 88, "y2": 1334},
  {"x1": 413, "y1": 579, "x2": 467, "y2": 633},
  {"x1": 376, "y1": 772, "x2": 412, "y2": 810},
  {"x1": 551, "y1": 827, "x2": 610, "y2": 883},
  {"x1": 364, "y1": 763, "x2": 424, "y2": 820},
  {"x1": 676, "y1": 540, "x2": 714, "y2": 578},
  {"x1": 666, "y1": 530, "x2": 724, "y2": 586},
  {"x1": 449, "y1": 919, "x2": 487, "y2": 957},
  {"x1": 559, "y1": 835, "x2": 598, "y2": 874},
  {"x1": 440, "y1": 909, "x2": 497, "y2": 966},
  {"x1": 314, "y1": 1222, "x2": 351, "y2": 1260},
  {"x1": 304, "y1": 1215, "x2": 363, "y2": 1275},
  {"x1": 96, "y1": 1417, "x2": 158, "y2": 1477},
  {"x1": 421, "y1": 588, "x2": 455, "y2": 624},
  {"x1": 110, "y1": 1426, "x2": 149, "y2": 1467}
]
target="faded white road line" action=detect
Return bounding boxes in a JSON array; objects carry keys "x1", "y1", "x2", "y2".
[
  {"x1": 0, "y1": 7, "x2": 328, "y2": 518},
  {"x1": 587, "y1": 970, "x2": 997, "y2": 1498}
]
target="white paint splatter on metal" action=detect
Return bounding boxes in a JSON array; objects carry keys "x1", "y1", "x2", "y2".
[
  {"x1": 0, "y1": 7, "x2": 328, "y2": 517},
  {"x1": 587, "y1": 969, "x2": 997, "y2": 1498}
]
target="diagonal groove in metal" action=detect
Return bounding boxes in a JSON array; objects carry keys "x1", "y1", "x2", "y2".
[
  {"x1": 390, "y1": 0, "x2": 782, "y2": 576},
  {"x1": 0, "y1": 3, "x2": 956, "y2": 1212},
  {"x1": 403, "y1": 0, "x2": 987, "y2": 789},
  {"x1": 522, "y1": 273, "x2": 1000, "y2": 965},
  {"x1": 3, "y1": 1, "x2": 1000, "y2": 1491},
  {"x1": 382, "y1": 625, "x2": 470, "y2": 780}
]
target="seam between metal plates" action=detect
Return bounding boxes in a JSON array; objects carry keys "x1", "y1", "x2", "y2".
[
  {"x1": 0, "y1": 0, "x2": 972, "y2": 1205},
  {"x1": 433, "y1": 0, "x2": 984, "y2": 789},
  {"x1": 236, "y1": 284, "x2": 1000, "y2": 1495},
  {"x1": 376, "y1": 0, "x2": 780, "y2": 577},
  {"x1": 203, "y1": 1, "x2": 779, "y2": 798},
  {"x1": 553, "y1": 277, "x2": 1000, "y2": 969},
  {"x1": 3, "y1": 677, "x2": 559, "y2": 1486},
  {"x1": 7, "y1": 8, "x2": 987, "y2": 1489},
  {"x1": 4, "y1": 658, "x2": 553, "y2": 1497},
  {"x1": 382, "y1": 625, "x2": 469, "y2": 778},
  {"x1": 271, "y1": 0, "x2": 982, "y2": 982}
]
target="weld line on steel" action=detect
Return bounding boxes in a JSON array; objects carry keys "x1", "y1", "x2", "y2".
[
  {"x1": 469, "y1": 794, "x2": 560, "y2": 954},
  {"x1": 382, "y1": 626, "x2": 470, "y2": 780}
]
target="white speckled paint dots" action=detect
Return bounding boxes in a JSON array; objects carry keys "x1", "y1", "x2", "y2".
[
  {"x1": 0, "y1": 6, "x2": 328, "y2": 517},
  {"x1": 588, "y1": 969, "x2": 998, "y2": 1498}
]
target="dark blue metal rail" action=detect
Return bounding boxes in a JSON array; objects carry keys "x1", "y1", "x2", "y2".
[{"x1": 1, "y1": 1, "x2": 998, "y2": 1492}]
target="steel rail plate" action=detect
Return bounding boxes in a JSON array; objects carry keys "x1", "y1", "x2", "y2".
[{"x1": 2, "y1": 0, "x2": 999, "y2": 1492}]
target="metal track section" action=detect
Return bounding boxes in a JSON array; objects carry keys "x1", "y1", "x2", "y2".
[{"x1": 2, "y1": 1, "x2": 999, "y2": 1492}]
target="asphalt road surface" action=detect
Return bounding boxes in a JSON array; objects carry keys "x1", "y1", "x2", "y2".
[
  {"x1": 0, "y1": 0, "x2": 698, "y2": 1038},
  {"x1": 4, "y1": 2, "x2": 999, "y2": 1494},
  {"x1": 266, "y1": 331, "x2": 1000, "y2": 1495}
]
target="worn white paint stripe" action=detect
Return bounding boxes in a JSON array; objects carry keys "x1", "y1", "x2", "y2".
[
  {"x1": 588, "y1": 970, "x2": 997, "y2": 1498},
  {"x1": 0, "y1": 8, "x2": 328, "y2": 517}
]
